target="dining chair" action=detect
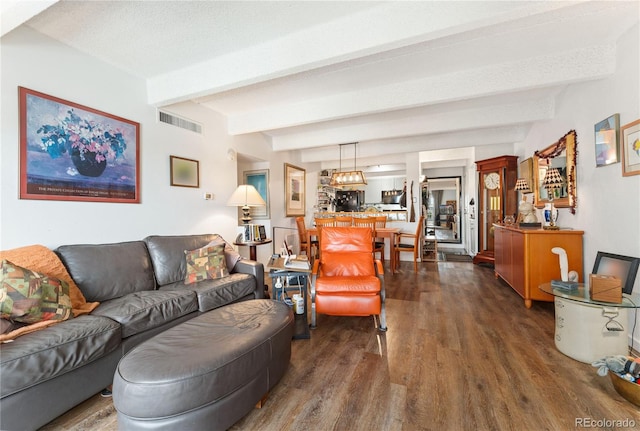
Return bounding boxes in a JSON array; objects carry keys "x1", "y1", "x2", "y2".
[
  {"x1": 311, "y1": 226, "x2": 386, "y2": 331},
  {"x1": 394, "y1": 215, "x2": 425, "y2": 272},
  {"x1": 314, "y1": 217, "x2": 336, "y2": 228},
  {"x1": 295, "y1": 216, "x2": 318, "y2": 257},
  {"x1": 314, "y1": 217, "x2": 336, "y2": 259},
  {"x1": 353, "y1": 216, "x2": 384, "y2": 263},
  {"x1": 374, "y1": 215, "x2": 387, "y2": 263},
  {"x1": 334, "y1": 216, "x2": 354, "y2": 227}
]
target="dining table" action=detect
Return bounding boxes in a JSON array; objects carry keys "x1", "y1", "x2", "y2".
[{"x1": 306, "y1": 226, "x2": 401, "y2": 274}]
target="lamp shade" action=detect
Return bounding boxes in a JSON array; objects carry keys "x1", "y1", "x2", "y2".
[
  {"x1": 227, "y1": 185, "x2": 266, "y2": 224},
  {"x1": 542, "y1": 168, "x2": 563, "y2": 189},
  {"x1": 514, "y1": 178, "x2": 529, "y2": 191},
  {"x1": 329, "y1": 170, "x2": 367, "y2": 187},
  {"x1": 329, "y1": 142, "x2": 367, "y2": 187}
]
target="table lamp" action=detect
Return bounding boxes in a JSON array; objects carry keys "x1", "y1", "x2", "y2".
[
  {"x1": 514, "y1": 178, "x2": 530, "y2": 201},
  {"x1": 542, "y1": 168, "x2": 563, "y2": 230},
  {"x1": 514, "y1": 177, "x2": 538, "y2": 224},
  {"x1": 227, "y1": 185, "x2": 266, "y2": 224}
]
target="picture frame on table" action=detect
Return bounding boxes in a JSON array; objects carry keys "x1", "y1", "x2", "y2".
[
  {"x1": 592, "y1": 251, "x2": 640, "y2": 295},
  {"x1": 284, "y1": 163, "x2": 305, "y2": 217},
  {"x1": 621, "y1": 119, "x2": 640, "y2": 176},
  {"x1": 243, "y1": 169, "x2": 270, "y2": 219},
  {"x1": 170, "y1": 156, "x2": 199, "y2": 188},
  {"x1": 18, "y1": 86, "x2": 140, "y2": 203},
  {"x1": 594, "y1": 114, "x2": 620, "y2": 167}
]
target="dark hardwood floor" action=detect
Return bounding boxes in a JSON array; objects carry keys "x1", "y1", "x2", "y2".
[{"x1": 41, "y1": 260, "x2": 640, "y2": 430}]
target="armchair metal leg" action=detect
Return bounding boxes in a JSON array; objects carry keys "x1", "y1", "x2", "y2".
[{"x1": 378, "y1": 307, "x2": 387, "y2": 332}]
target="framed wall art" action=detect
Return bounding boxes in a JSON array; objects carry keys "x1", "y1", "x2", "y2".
[
  {"x1": 284, "y1": 163, "x2": 305, "y2": 217},
  {"x1": 621, "y1": 119, "x2": 640, "y2": 176},
  {"x1": 243, "y1": 169, "x2": 270, "y2": 219},
  {"x1": 594, "y1": 113, "x2": 619, "y2": 167},
  {"x1": 19, "y1": 87, "x2": 140, "y2": 203},
  {"x1": 170, "y1": 156, "x2": 199, "y2": 188}
]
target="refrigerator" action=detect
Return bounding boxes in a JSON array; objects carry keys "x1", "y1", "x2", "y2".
[{"x1": 334, "y1": 190, "x2": 364, "y2": 212}]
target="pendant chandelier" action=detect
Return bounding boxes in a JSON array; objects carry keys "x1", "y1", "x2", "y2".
[{"x1": 329, "y1": 142, "x2": 367, "y2": 187}]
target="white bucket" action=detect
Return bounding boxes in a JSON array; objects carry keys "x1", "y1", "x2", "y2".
[{"x1": 292, "y1": 294, "x2": 304, "y2": 315}]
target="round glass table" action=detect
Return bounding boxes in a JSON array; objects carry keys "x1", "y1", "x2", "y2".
[{"x1": 539, "y1": 282, "x2": 640, "y2": 363}]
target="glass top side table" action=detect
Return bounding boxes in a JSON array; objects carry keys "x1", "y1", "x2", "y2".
[
  {"x1": 539, "y1": 282, "x2": 640, "y2": 363},
  {"x1": 539, "y1": 282, "x2": 640, "y2": 308}
]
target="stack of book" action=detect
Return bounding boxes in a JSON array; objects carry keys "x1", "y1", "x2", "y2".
[{"x1": 243, "y1": 224, "x2": 267, "y2": 242}]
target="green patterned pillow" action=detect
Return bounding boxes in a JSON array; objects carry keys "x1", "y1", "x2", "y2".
[
  {"x1": 184, "y1": 244, "x2": 229, "y2": 285},
  {"x1": 0, "y1": 259, "x2": 73, "y2": 324}
]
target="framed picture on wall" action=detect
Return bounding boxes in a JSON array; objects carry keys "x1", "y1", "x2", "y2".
[
  {"x1": 19, "y1": 87, "x2": 140, "y2": 203},
  {"x1": 621, "y1": 119, "x2": 640, "y2": 176},
  {"x1": 594, "y1": 113, "x2": 619, "y2": 167},
  {"x1": 243, "y1": 169, "x2": 270, "y2": 219},
  {"x1": 170, "y1": 156, "x2": 199, "y2": 188},
  {"x1": 284, "y1": 163, "x2": 305, "y2": 217}
]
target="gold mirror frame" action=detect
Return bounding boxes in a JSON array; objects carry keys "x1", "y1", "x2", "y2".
[{"x1": 533, "y1": 130, "x2": 578, "y2": 214}]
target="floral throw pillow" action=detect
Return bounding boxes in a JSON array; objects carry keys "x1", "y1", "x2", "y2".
[
  {"x1": 0, "y1": 259, "x2": 73, "y2": 324},
  {"x1": 184, "y1": 244, "x2": 229, "y2": 285}
]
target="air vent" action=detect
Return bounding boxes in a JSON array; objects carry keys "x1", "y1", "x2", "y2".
[{"x1": 158, "y1": 110, "x2": 202, "y2": 134}]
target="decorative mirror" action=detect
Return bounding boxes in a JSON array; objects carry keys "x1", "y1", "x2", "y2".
[{"x1": 533, "y1": 130, "x2": 578, "y2": 213}]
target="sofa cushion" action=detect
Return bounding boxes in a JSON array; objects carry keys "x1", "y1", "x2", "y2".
[
  {"x1": 205, "y1": 236, "x2": 243, "y2": 271},
  {"x1": 91, "y1": 290, "x2": 198, "y2": 338},
  {"x1": 184, "y1": 244, "x2": 228, "y2": 284},
  {"x1": 1, "y1": 260, "x2": 73, "y2": 325},
  {"x1": 56, "y1": 241, "x2": 156, "y2": 302},
  {"x1": 0, "y1": 314, "x2": 121, "y2": 398},
  {"x1": 144, "y1": 234, "x2": 218, "y2": 287},
  {"x1": 160, "y1": 273, "x2": 256, "y2": 312}
]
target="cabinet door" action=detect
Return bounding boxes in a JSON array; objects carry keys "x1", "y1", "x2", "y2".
[
  {"x1": 510, "y1": 231, "x2": 525, "y2": 297},
  {"x1": 494, "y1": 227, "x2": 507, "y2": 278}
]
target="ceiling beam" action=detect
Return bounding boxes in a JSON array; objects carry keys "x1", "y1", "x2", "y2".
[
  {"x1": 269, "y1": 96, "x2": 556, "y2": 151},
  {"x1": 147, "y1": 1, "x2": 576, "y2": 107},
  {"x1": 228, "y1": 44, "x2": 614, "y2": 136},
  {"x1": 1, "y1": 0, "x2": 58, "y2": 37}
]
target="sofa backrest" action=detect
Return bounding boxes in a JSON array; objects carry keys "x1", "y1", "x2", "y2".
[
  {"x1": 56, "y1": 241, "x2": 156, "y2": 302},
  {"x1": 144, "y1": 234, "x2": 218, "y2": 286}
]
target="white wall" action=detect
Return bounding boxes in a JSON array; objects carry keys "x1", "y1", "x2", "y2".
[
  {"x1": 518, "y1": 24, "x2": 640, "y2": 345},
  {"x1": 0, "y1": 27, "x2": 269, "y2": 250}
]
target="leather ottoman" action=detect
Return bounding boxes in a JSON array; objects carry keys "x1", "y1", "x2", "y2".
[{"x1": 112, "y1": 299, "x2": 294, "y2": 430}]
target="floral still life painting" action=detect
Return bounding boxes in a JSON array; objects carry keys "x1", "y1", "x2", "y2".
[{"x1": 19, "y1": 87, "x2": 140, "y2": 203}]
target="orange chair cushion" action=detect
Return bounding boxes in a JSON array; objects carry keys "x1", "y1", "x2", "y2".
[
  {"x1": 316, "y1": 294, "x2": 380, "y2": 317},
  {"x1": 320, "y1": 253, "x2": 375, "y2": 277},
  {"x1": 321, "y1": 227, "x2": 373, "y2": 253},
  {"x1": 319, "y1": 227, "x2": 375, "y2": 276},
  {"x1": 316, "y1": 275, "x2": 380, "y2": 295}
]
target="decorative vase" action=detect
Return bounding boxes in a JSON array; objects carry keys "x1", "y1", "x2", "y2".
[
  {"x1": 543, "y1": 203, "x2": 558, "y2": 226},
  {"x1": 71, "y1": 151, "x2": 107, "y2": 177}
]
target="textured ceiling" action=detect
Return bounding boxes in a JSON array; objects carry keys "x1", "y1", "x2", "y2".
[{"x1": 8, "y1": 0, "x2": 640, "y2": 169}]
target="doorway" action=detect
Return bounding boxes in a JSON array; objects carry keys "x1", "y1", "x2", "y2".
[{"x1": 421, "y1": 177, "x2": 461, "y2": 244}]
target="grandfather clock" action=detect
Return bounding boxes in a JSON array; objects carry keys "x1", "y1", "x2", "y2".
[{"x1": 473, "y1": 155, "x2": 518, "y2": 265}]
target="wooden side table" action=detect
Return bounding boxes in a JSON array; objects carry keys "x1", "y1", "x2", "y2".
[{"x1": 234, "y1": 239, "x2": 272, "y2": 261}]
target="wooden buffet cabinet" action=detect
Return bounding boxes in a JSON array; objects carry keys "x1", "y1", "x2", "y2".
[{"x1": 493, "y1": 224, "x2": 584, "y2": 308}]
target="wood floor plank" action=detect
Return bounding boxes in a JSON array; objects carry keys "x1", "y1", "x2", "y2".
[{"x1": 41, "y1": 261, "x2": 640, "y2": 430}]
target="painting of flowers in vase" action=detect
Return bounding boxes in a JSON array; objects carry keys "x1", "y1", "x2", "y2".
[{"x1": 19, "y1": 87, "x2": 140, "y2": 203}]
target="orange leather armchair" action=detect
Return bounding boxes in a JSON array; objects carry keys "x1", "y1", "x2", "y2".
[{"x1": 311, "y1": 227, "x2": 387, "y2": 331}]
